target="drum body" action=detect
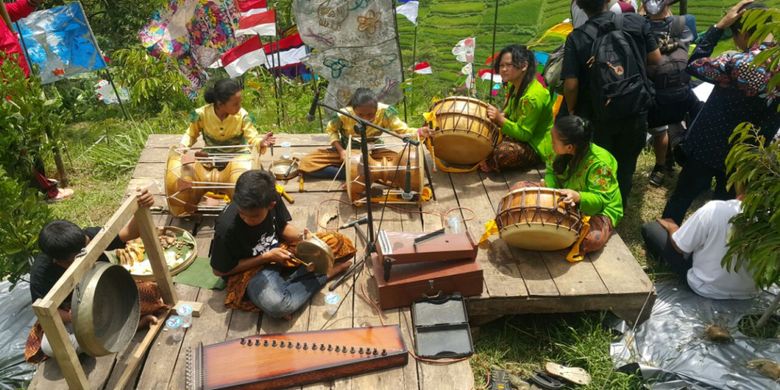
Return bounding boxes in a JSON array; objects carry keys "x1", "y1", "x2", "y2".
[
  {"x1": 165, "y1": 147, "x2": 260, "y2": 217},
  {"x1": 71, "y1": 262, "x2": 140, "y2": 356},
  {"x1": 496, "y1": 187, "x2": 583, "y2": 251},
  {"x1": 345, "y1": 141, "x2": 425, "y2": 205},
  {"x1": 427, "y1": 96, "x2": 500, "y2": 165}
]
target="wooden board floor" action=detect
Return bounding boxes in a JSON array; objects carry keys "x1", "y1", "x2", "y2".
[{"x1": 30, "y1": 134, "x2": 654, "y2": 389}]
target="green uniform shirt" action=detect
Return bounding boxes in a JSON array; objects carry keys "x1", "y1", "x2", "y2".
[
  {"x1": 544, "y1": 144, "x2": 623, "y2": 227},
  {"x1": 501, "y1": 78, "x2": 554, "y2": 163}
]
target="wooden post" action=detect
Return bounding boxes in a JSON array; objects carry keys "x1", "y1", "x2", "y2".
[
  {"x1": 0, "y1": 2, "x2": 12, "y2": 30},
  {"x1": 679, "y1": 0, "x2": 687, "y2": 15},
  {"x1": 31, "y1": 195, "x2": 182, "y2": 389}
]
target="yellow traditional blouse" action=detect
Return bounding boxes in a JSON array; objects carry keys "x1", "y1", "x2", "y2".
[
  {"x1": 180, "y1": 104, "x2": 263, "y2": 153},
  {"x1": 326, "y1": 103, "x2": 413, "y2": 147}
]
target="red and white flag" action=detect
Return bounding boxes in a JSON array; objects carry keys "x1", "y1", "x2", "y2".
[
  {"x1": 236, "y1": 9, "x2": 276, "y2": 37},
  {"x1": 237, "y1": 0, "x2": 268, "y2": 17},
  {"x1": 264, "y1": 33, "x2": 307, "y2": 70},
  {"x1": 220, "y1": 36, "x2": 269, "y2": 78},
  {"x1": 413, "y1": 61, "x2": 432, "y2": 74},
  {"x1": 478, "y1": 69, "x2": 502, "y2": 83}
]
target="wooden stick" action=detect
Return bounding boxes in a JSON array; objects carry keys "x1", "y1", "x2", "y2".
[
  {"x1": 113, "y1": 309, "x2": 170, "y2": 390},
  {"x1": 136, "y1": 207, "x2": 177, "y2": 305},
  {"x1": 32, "y1": 301, "x2": 89, "y2": 389},
  {"x1": 0, "y1": 2, "x2": 12, "y2": 31}
]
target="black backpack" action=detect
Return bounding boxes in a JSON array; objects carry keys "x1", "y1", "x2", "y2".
[
  {"x1": 648, "y1": 16, "x2": 690, "y2": 92},
  {"x1": 582, "y1": 14, "x2": 654, "y2": 121}
]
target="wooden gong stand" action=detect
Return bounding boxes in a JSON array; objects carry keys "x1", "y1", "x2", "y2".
[{"x1": 31, "y1": 195, "x2": 202, "y2": 389}]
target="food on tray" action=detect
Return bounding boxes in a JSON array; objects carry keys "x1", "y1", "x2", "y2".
[{"x1": 114, "y1": 227, "x2": 195, "y2": 276}]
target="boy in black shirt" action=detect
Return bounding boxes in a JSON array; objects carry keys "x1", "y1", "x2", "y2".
[
  {"x1": 562, "y1": 0, "x2": 662, "y2": 205},
  {"x1": 210, "y1": 170, "x2": 350, "y2": 319},
  {"x1": 27, "y1": 189, "x2": 157, "y2": 361}
]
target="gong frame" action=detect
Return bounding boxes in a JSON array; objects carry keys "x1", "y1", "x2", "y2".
[{"x1": 31, "y1": 195, "x2": 201, "y2": 389}]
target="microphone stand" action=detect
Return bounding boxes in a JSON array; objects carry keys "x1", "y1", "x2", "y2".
[{"x1": 318, "y1": 101, "x2": 419, "y2": 291}]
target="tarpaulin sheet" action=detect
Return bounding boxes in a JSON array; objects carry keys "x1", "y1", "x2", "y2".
[{"x1": 0, "y1": 279, "x2": 37, "y2": 389}]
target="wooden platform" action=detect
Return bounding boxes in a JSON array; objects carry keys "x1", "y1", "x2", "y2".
[{"x1": 30, "y1": 134, "x2": 654, "y2": 389}]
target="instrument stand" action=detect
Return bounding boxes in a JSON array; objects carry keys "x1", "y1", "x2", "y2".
[{"x1": 318, "y1": 102, "x2": 419, "y2": 291}]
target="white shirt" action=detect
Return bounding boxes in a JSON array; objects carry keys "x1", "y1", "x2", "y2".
[{"x1": 672, "y1": 199, "x2": 758, "y2": 300}]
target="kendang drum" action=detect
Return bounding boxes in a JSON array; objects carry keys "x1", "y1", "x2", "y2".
[
  {"x1": 496, "y1": 187, "x2": 584, "y2": 251},
  {"x1": 345, "y1": 139, "x2": 426, "y2": 206},
  {"x1": 165, "y1": 146, "x2": 261, "y2": 217},
  {"x1": 426, "y1": 96, "x2": 501, "y2": 166}
]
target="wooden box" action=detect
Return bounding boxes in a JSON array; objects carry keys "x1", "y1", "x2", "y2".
[{"x1": 371, "y1": 254, "x2": 483, "y2": 310}]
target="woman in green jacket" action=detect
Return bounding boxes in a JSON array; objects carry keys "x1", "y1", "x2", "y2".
[
  {"x1": 513, "y1": 116, "x2": 622, "y2": 254},
  {"x1": 481, "y1": 44, "x2": 554, "y2": 172}
]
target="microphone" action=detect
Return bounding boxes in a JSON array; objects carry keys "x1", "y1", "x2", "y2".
[
  {"x1": 306, "y1": 85, "x2": 321, "y2": 122},
  {"x1": 339, "y1": 216, "x2": 368, "y2": 230},
  {"x1": 401, "y1": 148, "x2": 413, "y2": 201}
]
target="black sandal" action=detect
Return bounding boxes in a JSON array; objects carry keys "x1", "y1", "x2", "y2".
[{"x1": 529, "y1": 371, "x2": 564, "y2": 390}]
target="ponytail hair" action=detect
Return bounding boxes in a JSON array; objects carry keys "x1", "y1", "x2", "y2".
[
  {"x1": 204, "y1": 79, "x2": 241, "y2": 105},
  {"x1": 492, "y1": 44, "x2": 536, "y2": 112},
  {"x1": 552, "y1": 115, "x2": 593, "y2": 181}
]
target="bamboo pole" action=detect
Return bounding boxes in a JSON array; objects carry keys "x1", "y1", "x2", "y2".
[
  {"x1": 0, "y1": 1, "x2": 12, "y2": 30},
  {"x1": 391, "y1": 0, "x2": 409, "y2": 123},
  {"x1": 488, "y1": 0, "x2": 499, "y2": 103}
]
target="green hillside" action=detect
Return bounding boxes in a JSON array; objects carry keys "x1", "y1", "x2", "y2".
[{"x1": 396, "y1": 0, "x2": 780, "y2": 89}]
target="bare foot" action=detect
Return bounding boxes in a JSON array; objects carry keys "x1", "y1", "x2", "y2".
[
  {"x1": 478, "y1": 160, "x2": 493, "y2": 173},
  {"x1": 326, "y1": 261, "x2": 352, "y2": 281},
  {"x1": 137, "y1": 314, "x2": 159, "y2": 330}
]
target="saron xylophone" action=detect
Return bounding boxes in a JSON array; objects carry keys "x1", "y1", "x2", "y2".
[{"x1": 186, "y1": 325, "x2": 408, "y2": 389}]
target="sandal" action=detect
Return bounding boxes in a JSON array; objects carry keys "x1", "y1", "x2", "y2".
[
  {"x1": 544, "y1": 362, "x2": 592, "y2": 385},
  {"x1": 528, "y1": 371, "x2": 563, "y2": 390}
]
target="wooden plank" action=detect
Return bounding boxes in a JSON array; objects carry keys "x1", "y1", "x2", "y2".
[
  {"x1": 589, "y1": 234, "x2": 654, "y2": 295},
  {"x1": 138, "y1": 147, "x2": 170, "y2": 164},
  {"x1": 132, "y1": 162, "x2": 166, "y2": 180},
  {"x1": 538, "y1": 249, "x2": 609, "y2": 296},
  {"x1": 137, "y1": 208, "x2": 177, "y2": 305},
  {"x1": 449, "y1": 171, "x2": 527, "y2": 299},
  {"x1": 102, "y1": 331, "x2": 147, "y2": 390},
  {"x1": 28, "y1": 354, "x2": 116, "y2": 390},
  {"x1": 145, "y1": 134, "x2": 186, "y2": 148},
  {"x1": 112, "y1": 309, "x2": 169, "y2": 390},
  {"x1": 466, "y1": 292, "x2": 654, "y2": 318}
]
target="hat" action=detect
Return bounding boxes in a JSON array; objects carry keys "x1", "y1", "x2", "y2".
[{"x1": 644, "y1": 0, "x2": 666, "y2": 16}]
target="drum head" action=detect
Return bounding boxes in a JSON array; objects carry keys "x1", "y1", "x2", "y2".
[
  {"x1": 433, "y1": 132, "x2": 494, "y2": 165},
  {"x1": 500, "y1": 223, "x2": 579, "y2": 251},
  {"x1": 296, "y1": 236, "x2": 334, "y2": 275}
]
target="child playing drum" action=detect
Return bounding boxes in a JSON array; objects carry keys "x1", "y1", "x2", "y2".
[
  {"x1": 178, "y1": 79, "x2": 275, "y2": 157},
  {"x1": 514, "y1": 116, "x2": 623, "y2": 254},
  {"x1": 298, "y1": 88, "x2": 417, "y2": 179}
]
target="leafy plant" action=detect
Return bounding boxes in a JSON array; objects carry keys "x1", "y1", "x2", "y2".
[
  {"x1": 0, "y1": 166, "x2": 52, "y2": 287},
  {"x1": 742, "y1": 8, "x2": 779, "y2": 112},
  {"x1": 111, "y1": 46, "x2": 190, "y2": 114},
  {"x1": 84, "y1": 122, "x2": 155, "y2": 179}
]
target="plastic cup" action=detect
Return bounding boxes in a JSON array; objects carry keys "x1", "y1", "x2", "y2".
[
  {"x1": 176, "y1": 304, "x2": 193, "y2": 328},
  {"x1": 165, "y1": 315, "x2": 184, "y2": 342},
  {"x1": 324, "y1": 292, "x2": 341, "y2": 317}
]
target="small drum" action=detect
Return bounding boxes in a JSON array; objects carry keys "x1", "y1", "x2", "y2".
[
  {"x1": 427, "y1": 96, "x2": 501, "y2": 165},
  {"x1": 496, "y1": 187, "x2": 583, "y2": 251},
  {"x1": 165, "y1": 146, "x2": 261, "y2": 217},
  {"x1": 269, "y1": 156, "x2": 300, "y2": 181},
  {"x1": 345, "y1": 138, "x2": 425, "y2": 205}
]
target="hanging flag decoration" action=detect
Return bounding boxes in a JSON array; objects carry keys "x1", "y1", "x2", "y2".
[
  {"x1": 477, "y1": 69, "x2": 501, "y2": 83},
  {"x1": 452, "y1": 37, "x2": 475, "y2": 63},
  {"x1": 293, "y1": 0, "x2": 402, "y2": 109},
  {"x1": 396, "y1": 0, "x2": 419, "y2": 25},
  {"x1": 15, "y1": 2, "x2": 107, "y2": 84},
  {"x1": 95, "y1": 79, "x2": 130, "y2": 104},
  {"x1": 235, "y1": 9, "x2": 276, "y2": 36},
  {"x1": 220, "y1": 35, "x2": 269, "y2": 78},
  {"x1": 139, "y1": 0, "x2": 240, "y2": 98},
  {"x1": 413, "y1": 61, "x2": 432, "y2": 74},
  {"x1": 264, "y1": 33, "x2": 306, "y2": 70},
  {"x1": 237, "y1": 0, "x2": 267, "y2": 16}
]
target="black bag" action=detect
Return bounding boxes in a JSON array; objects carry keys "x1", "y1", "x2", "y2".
[
  {"x1": 583, "y1": 14, "x2": 654, "y2": 121},
  {"x1": 542, "y1": 44, "x2": 566, "y2": 94},
  {"x1": 648, "y1": 16, "x2": 690, "y2": 92}
]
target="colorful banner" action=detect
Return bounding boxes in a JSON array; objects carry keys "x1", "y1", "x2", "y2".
[
  {"x1": 293, "y1": 0, "x2": 402, "y2": 109},
  {"x1": 16, "y1": 2, "x2": 107, "y2": 85},
  {"x1": 139, "y1": 0, "x2": 240, "y2": 97}
]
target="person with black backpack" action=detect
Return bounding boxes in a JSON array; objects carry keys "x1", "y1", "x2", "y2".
[
  {"x1": 561, "y1": 0, "x2": 662, "y2": 206},
  {"x1": 644, "y1": 0, "x2": 702, "y2": 186}
]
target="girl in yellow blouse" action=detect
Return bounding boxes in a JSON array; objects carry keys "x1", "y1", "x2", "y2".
[
  {"x1": 179, "y1": 79, "x2": 275, "y2": 155},
  {"x1": 299, "y1": 88, "x2": 416, "y2": 179}
]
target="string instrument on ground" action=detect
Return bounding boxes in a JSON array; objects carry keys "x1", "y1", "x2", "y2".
[
  {"x1": 424, "y1": 96, "x2": 502, "y2": 170},
  {"x1": 186, "y1": 326, "x2": 408, "y2": 390},
  {"x1": 165, "y1": 146, "x2": 260, "y2": 217},
  {"x1": 496, "y1": 187, "x2": 584, "y2": 251}
]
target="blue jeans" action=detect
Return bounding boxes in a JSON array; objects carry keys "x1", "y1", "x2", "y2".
[
  {"x1": 245, "y1": 265, "x2": 327, "y2": 318},
  {"x1": 306, "y1": 165, "x2": 346, "y2": 180}
]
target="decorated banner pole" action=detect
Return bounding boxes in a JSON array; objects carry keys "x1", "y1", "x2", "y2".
[
  {"x1": 488, "y1": 0, "x2": 499, "y2": 103},
  {"x1": 102, "y1": 68, "x2": 132, "y2": 122},
  {"x1": 408, "y1": 18, "x2": 418, "y2": 117},
  {"x1": 258, "y1": 34, "x2": 283, "y2": 129},
  {"x1": 273, "y1": 13, "x2": 286, "y2": 125},
  {"x1": 0, "y1": 1, "x2": 11, "y2": 30},
  {"x1": 391, "y1": 0, "x2": 409, "y2": 123}
]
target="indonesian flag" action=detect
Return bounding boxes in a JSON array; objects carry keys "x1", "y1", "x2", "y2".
[
  {"x1": 220, "y1": 36, "x2": 269, "y2": 78},
  {"x1": 237, "y1": 0, "x2": 268, "y2": 17},
  {"x1": 264, "y1": 33, "x2": 307, "y2": 70},
  {"x1": 236, "y1": 9, "x2": 276, "y2": 37},
  {"x1": 413, "y1": 61, "x2": 432, "y2": 74},
  {"x1": 478, "y1": 69, "x2": 501, "y2": 83}
]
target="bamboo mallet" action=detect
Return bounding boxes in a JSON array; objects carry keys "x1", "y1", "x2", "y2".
[{"x1": 0, "y1": 2, "x2": 12, "y2": 31}]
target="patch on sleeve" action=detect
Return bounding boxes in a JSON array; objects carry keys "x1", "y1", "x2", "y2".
[
  {"x1": 247, "y1": 112, "x2": 257, "y2": 125},
  {"x1": 588, "y1": 164, "x2": 615, "y2": 192},
  {"x1": 384, "y1": 105, "x2": 399, "y2": 119},
  {"x1": 188, "y1": 110, "x2": 199, "y2": 123}
]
